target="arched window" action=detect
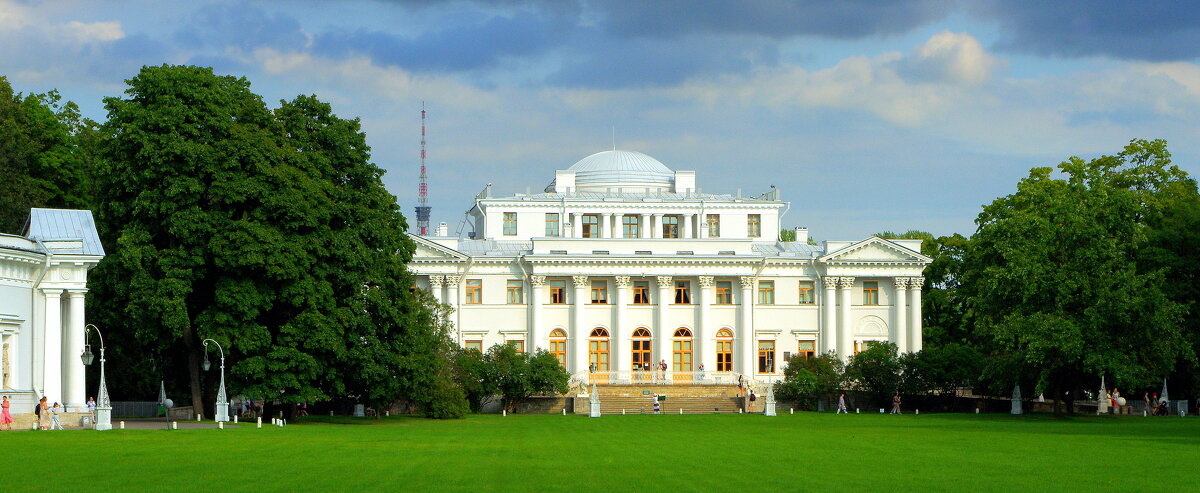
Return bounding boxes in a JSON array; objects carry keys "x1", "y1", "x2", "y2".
[
  {"x1": 589, "y1": 328, "x2": 609, "y2": 372},
  {"x1": 631, "y1": 327, "x2": 652, "y2": 371},
  {"x1": 549, "y1": 329, "x2": 567, "y2": 368},
  {"x1": 715, "y1": 329, "x2": 733, "y2": 372},
  {"x1": 672, "y1": 327, "x2": 693, "y2": 372}
]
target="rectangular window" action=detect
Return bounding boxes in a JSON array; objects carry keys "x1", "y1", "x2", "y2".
[
  {"x1": 503, "y1": 212, "x2": 517, "y2": 235},
  {"x1": 550, "y1": 339, "x2": 566, "y2": 367},
  {"x1": 715, "y1": 281, "x2": 732, "y2": 305},
  {"x1": 507, "y1": 280, "x2": 524, "y2": 304},
  {"x1": 674, "y1": 281, "x2": 691, "y2": 304},
  {"x1": 706, "y1": 214, "x2": 720, "y2": 238},
  {"x1": 863, "y1": 281, "x2": 879, "y2": 305},
  {"x1": 758, "y1": 340, "x2": 775, "y2": 373},
  {"x1": 507, "y1": 340, "x2": 524, "y2": 353},
  {"x1": 758, "y1": 280, "x2": 774, "y2": 305},
  {"x1": 633, "y1": 281, "x2": 650, "y2": 304},
  {"x1": 582, "y1": 214, "x2": 599, "y2": 238},
  {"x1": 465, "y1": 340, "x2": 483, "y2": 352},
  {"x1": 591, "y1": 280, "x2": 608, "y2": 304},
  {"x1": 798, "y1": 281, "x2": 815, "y2": 304},
  {"x1": 797, "y1": 340, "x2": 816, "y2": 360},
  {"x1": 622, "y1": 215, "x2": 640, "y2": 238},
  {"x1": 748, "y1": 214, "x2": 761, "y2": 238},
  {"x1": 465, "y1": 279, "x2": 482, "y2": 304},
  {"x1": 716, "y1": 340, "x2": 732, "y2": 371},
  {"x1": 549, "y1": 280, "x2": 566, "y2": 304},
  {"x1": 662, "y1": 215, "x2": 679, "y2": 238},
  {"x1": 545, "y1": 213, "x2": 560, "y2": 237}
]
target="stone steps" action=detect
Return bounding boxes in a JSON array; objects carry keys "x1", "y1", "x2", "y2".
[
  {"x1": 595, "y1": 396, "x2": 742, "y2": 414},
  {"x1": 8, "y1": 412, "x2": 93, "y2": 430}
]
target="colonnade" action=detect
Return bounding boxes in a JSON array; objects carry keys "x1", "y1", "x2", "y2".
[
  {"x1": 20, "y1": 288, "x2": 88, "y2": 409},
  {"x1": 556, "y1": 212, "x2": 711, "y2": 239},
  {"x1": 425, "y1": 273, "x2": 926, "y2": 374}
]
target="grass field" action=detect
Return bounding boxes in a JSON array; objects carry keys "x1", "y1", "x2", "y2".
[{"x1": 9, "y1": 412, "x2": 1199, "y2": 492}]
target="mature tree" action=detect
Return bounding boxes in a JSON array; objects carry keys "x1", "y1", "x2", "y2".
[
  {"x1": 774, "y1": 351, "x2": 845, "y2": 409},
  {"x1": 0, "y1": 77, "x2": 94, "y2": 233},
  {"x1": 91, "y1": 65, "x2": 450, "y2": 415},
  {"x1": 482, "y1": 344, "x2": 569, "y2": 413},
  {"x1": 900, "y1": 343, "x2": 983, "y2": 409},
  {"x1": 963, "y1": 139, "x2": 1194, "y2": 414},
  {"x1": 845, "y1": 342, "x2": 904, "y2": 407}
]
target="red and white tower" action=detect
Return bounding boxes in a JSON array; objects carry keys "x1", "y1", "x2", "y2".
[{"x1": 414, "y1": 103, "x2": 431, "y2": 235}]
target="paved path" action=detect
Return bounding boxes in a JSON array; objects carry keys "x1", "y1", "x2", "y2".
[{"x1": 115, "y1": 418, "x2": 246, "y2": 430}]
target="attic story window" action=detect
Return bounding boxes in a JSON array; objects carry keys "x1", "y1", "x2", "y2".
[
  {"x1": 550, "y1": 250, "x2": 567, "y2": 255},
  {"x1": 635, "y1": 250, "x2": 653, "y2": 255}
]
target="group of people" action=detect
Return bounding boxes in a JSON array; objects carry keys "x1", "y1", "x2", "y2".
[
  {"x1": 832, "y1": 392, "x2": 904, "y2": 414},
  {"x1": 1, "y1": 395, "x2": 97, "y2": 431},
  {"x1": 1142, "y1": 391, "x2": 1170, "y2": 416}
]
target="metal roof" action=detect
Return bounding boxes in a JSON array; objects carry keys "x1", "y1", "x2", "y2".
[
  {"x1": 490, "y1": 190, "x2": 780, "y2": 203},
  {"x1": 25, "y1": 208, "x2": 105, "y2": 256}
]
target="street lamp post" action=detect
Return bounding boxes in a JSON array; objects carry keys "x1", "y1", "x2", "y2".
[
  {"x1": 202, "y1": 339, "x2": 229, "y2": 422},
  {"x1": 81, "y1": 324, "x2": 112, "y2": 431}
]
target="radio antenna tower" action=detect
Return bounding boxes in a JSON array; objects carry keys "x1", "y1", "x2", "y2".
[{"x1": 415, "y1": 103, "x2": 432, "y2": 235}]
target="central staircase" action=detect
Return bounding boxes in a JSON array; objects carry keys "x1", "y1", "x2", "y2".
[{"x1": 593, "y1": 384, "x2": 741, "y2": 414}]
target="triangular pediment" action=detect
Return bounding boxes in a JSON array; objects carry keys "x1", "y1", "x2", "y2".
[
  {"x1": 820, "y1": 237, "x2": 930, "y2": 264},
  {"x1": 408, "y1": 234, "x2": 468, "y2": 261}
]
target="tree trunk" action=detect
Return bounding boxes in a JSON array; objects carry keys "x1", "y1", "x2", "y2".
[{"x1": 182, "y1": 322, "x2": 204, "y2": 416}]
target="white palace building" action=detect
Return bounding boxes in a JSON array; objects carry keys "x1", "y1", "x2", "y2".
[{"x1": 410, "y1": 150, "x2": 931, "y2": 384}]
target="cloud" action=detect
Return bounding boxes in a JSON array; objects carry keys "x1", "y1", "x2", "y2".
[
  {"x1": 65, "y1": 20, "x2": 124, "y2": 43},
  {"x1": 547, "y1": 34, "x2": 779, "y2": 88},
  {"x1": 173, "y1": 3, "x2": 309, "y2": 52},
  {"x1": 897, "y1": 31, "x2": 1003, "y2": 85},
  {"x1": 969, "y1": 0, "x2": 1200, "y2": 61}
]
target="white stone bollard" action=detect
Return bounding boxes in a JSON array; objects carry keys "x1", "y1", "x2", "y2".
[
  {"x1": 502, "y1": 409, "x2": 506, "y2": 417},
  {"x1": 218, "y1": 422, "x2": 224, "y2": 430},
  {"x1": 916, "y1": 409, "x2": 920, "y2": 415},
  {"x1": 790, "y1": 408, "x2": 794, "y2": 414},
  {"x1": 197, "y1": 413, "x2": 201, "y2": 422},
  {"x1": 562, "y1": 408, "x2": 566, "y2": 415},
  {"x1": 679, "y1": 408, "x2": 683, "y2": 415},
  {"x1": 257, "y1": 417, "x2": 262, "y2": 428},
  {"x1": 282, "y1": 419, "x2": 286, "y2": 427},
  {"x1": 739, "y1": 408, "x2": 743, "y2": 414},
  {"x1": 856, "y1": 408, "x2": 860, "y2": 414},
  {"x1": 1144, "y1": 411, "x2": 1147, "y2": 417},
  {"x1": 622, "y1": 409, "x2": 626, "y2": 415},
  {"x1": 329, "y1": 411, "x2": 334, "y2": 416},
  {"x1": 119, "y1": 421, "x2": 125, "y2": 429},
  {"x1": 172, "y1": 421, "x2": 178, "y2": 430},
  {"x1": 234, "y1": 415, "x2": 238, "y2": 423},
  {"x1": 976, "y1": 408, "x2": 980, "y2": 414}
]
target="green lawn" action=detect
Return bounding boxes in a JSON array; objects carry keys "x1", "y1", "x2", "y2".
[{"x1": 11, "y1": 412, "x2": 1199, "y2": 492}]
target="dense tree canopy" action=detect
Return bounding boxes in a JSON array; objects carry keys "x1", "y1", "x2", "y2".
[
  {"x1": 963, "y1": 139, "x2": 1196, "y2": 411},
  {"x1": 0, "y1": 76, "x2": 94, "y2": 233},
  {"x1": 90, "y1": 65, "x2": 446, "y2": 414}
]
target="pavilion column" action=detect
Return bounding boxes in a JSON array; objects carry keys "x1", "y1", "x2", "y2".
[
  {"x1": 42, "y1": 288, "x2": 63, "y2": 403},
  {"x1": 529, "y1": 276, "x2": 546, "y2": 353},
  {"x1": 655, "y1": 276, "x2": 673, "y2": 368},
  {"x1": 697, "y1": 276, "x2": 714, "y2": 373},
  {"x1": 573, "y1": 213, "x2": 584, "y2": 238},
  {"x1": 572, "y1": 275, "x2": 589, "y2": 374},
  {"x1": 698, "y1": 215, "x2": 708, "y2": 239},
  {"x1": 652, "y1": 214, "x2": 663, "y2": 239},
  {"x1": 613, "y1": 276, "x2": 630, "y2": 376},
  {"x1": 909, "y1": 277, "x2": 925, "y2": 353},
  {"x1": 640, "y1": 214, "x2": 650, "y2": 238},
  {"x1": 838, "y1": 277, "x2": 855, "y2": 361},
  {"x1": 822, "y1": 278, "x2": 837, "y2": 355},
  {"x1": 444, "y1": 275, "x2": 461, "y2": 340},
  {"x1": 893, "y1": 278, "x2": 909, "y2": 353},
  {"x1": 682, "y1": 214, "x2": 693, "y2": 239},
  {"x1": 65, "y1": 289, "x2": 86, "y2": 410},
  {"x1": 428, "y1": 275, "x2": 445, "y2": 304},
  {"x1": 738, "y1": 276, "x2": 756, "y2": 376}
]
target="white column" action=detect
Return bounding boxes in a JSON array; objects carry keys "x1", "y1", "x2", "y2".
[
  {"x1": 739, "y1": 276, "x2": 756, "y2": 376},
  {"x1": 428, "y1": 275, "x2": 445, "y2": 304},
  {"x1": 42, "y1": 289, "x2": 63, "y2": 403},
  {"x1": 697, "y1": 276, "x2": 714, "y2": 372},
  {"x1": 640, "y1": 214, "x2": 650, "y2": 238},
  {"x1": 821, "y1": 278, "x2": 836, "y2": 355},
  {"x1": 909, "y1": 277, "x2": 924, "y2": 352},
  {"x1": 529, "y1": 276, "x2": 545, "y2": 353},
  {"x1": 65, "y1": 290, "x2": 86, "y2": 410},
  {"x1": 651, "y1": 214, "x2": 663, "y2": 239},
  {"x1": 838, "y1": 277, "x2": 855, "y2": 361},
  {"x1": 698, "y1": 215, "x2": 708, "y2": 239},
  {"x1": 613, "y1": 276, "x2": 630, "y2": 375},
  {"x1": 444, "y1": 275, "x2": 461, "y2": 337},
  {"x1": 572, "y1": 275, "x2": 589, "y2": 373},
  {"x1": 601, "y1": 213, "x2": 612, "y2": 239},
  {"x1": 893, "y1": 278, "x2": 909, "y2": 353},
  {"x1": 655, "y1": 276, "x2": 673, "y2": 367},
  {"x1": 682, "y1": 214, "x2": 693, "y2": 239}
]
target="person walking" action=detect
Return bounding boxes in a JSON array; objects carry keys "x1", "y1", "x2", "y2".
[
  {"x1": 836, "y1": 393, "x2": 848, "y2": 414},
  {"x1": 891, "y1": 393, "x2": 902, "y2": 414},
  {"x1": 1144, "y1": 392, "x2": 1151, "y2": 414},
  {"x1": 50, "y1": 402, "x2": 65, "y2": 430},
  {"x1": 652, "y1": 394, "x2": 660, "y2": 414},
  {"x1": 1, "y1": 396, "x2": 13, "y2": 430},
  {"x1": 86, "y1": 396, "x2": 96, "y2": 418}
]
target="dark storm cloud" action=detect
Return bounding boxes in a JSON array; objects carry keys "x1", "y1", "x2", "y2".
[
  {"x1": 548, "y1": 34, "x2": 779, "y2": 88},
  {"x1": 311, "y1": 10, "x2": 565, "y2": 71},
  {"x1": 174, "y1": 3, "x2": 309, "y2": 52},
  {"x1": 969, "y1": 0, "x2": 1200, "y2": 61}
]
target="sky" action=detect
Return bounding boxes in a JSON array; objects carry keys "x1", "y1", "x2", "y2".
[{"x1": 4, "y1": 0, "x2": 1200, "y2": 241}]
